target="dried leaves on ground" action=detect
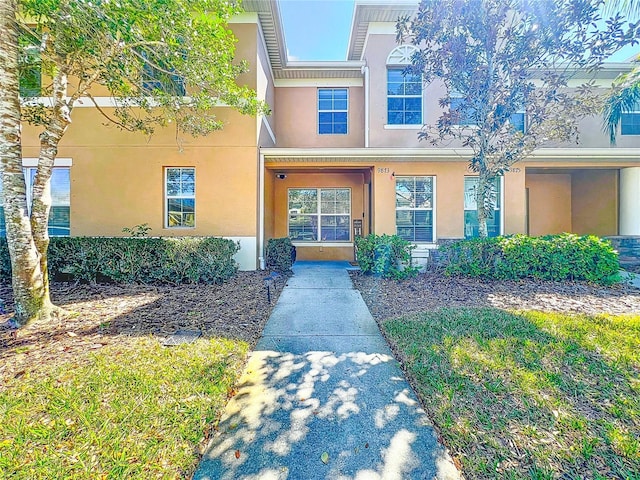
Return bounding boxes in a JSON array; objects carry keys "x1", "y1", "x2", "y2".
[
  {"x1": 0, "y1": 272, "x2": 287, "y2": 384},
  {"x1": 350, "y1": 271, "x2": 640, "y2": 321}
]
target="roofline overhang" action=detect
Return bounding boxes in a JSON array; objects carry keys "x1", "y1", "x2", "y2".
[{"x1": 261, "y1": 147, "x2": 640, "y2": 162}]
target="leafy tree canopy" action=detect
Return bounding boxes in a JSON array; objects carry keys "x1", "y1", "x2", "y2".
[
  {"x1": 398, "y1": 0, "x2": 639, "y2": 236},
  {"x1": 18, "y1": 0, "x2": 267, "y2": 136}
]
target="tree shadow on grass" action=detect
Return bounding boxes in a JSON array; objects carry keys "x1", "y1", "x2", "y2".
[{"x1": 384, "y1": 307, "x2": 640, "y2": 479}]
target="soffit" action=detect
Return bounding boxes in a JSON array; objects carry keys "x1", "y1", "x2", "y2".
[
  {"x1": 347, "y1": 1, "x2": 419, "y2": 61},
  {"x1": 242, "y1": 0, "x2": 287, "y2": 70}
]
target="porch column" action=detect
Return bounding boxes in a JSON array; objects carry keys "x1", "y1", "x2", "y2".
[{"x1": 620, "y1": 167, "x2": 640, "y2": 235}]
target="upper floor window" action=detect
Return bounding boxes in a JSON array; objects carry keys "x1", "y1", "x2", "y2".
[
  {"x1": 318, "y1": 88, "x2": 348, "y2": 135},
  {"x1": 387, "y1": 45, "x2": 422, "y2": 126},
  {"x1": 165, "y1": 167, "x2": 195, "y2": 228},
  {"x1": 387, "y1": 69, "x2": 422, "y2": 125},
  {"x1": 450, "y1": 94, "x2": 477, "y2": 127},
  {"x1": 0, "y1": 166, "x2": 70, "y2": 237},
  {"x1": 510, "y1": 112, "x2": 526, "y2": 133},
  {"x1": 142, "y1": 52, "x2": 186, "y2": 96},
  {"x1": 464, "y1": 176, "x2": 502, "y2": 238},
  {"x1": 621, "y1": 105, "x2": 640, "y2": 135},
  {"x1": 396, "y1": 176, "x2": 435, "y2": 243}
]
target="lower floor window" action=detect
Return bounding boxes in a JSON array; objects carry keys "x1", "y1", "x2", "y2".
[
  {"x1": 288, "y1": 188, "x2": 350, "y2": 242},
  {"x1": 165, "y1": 167, "x2": 195, "y2": 228},
  {"x1": 464, "y1": 176, "x2": 502, "y2": 238},
  {"x1": 395, "y1": 176, "x2": 434, "y2": 242},
  {"x1": 0, "y1": 167, "x2": 70, "y2": 237}
]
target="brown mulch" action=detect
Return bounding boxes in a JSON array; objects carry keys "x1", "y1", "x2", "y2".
[
  {"x1": 349, "y1": 271, "x2": 640, "y2": 321},
  {"x1": 0, "y1": 272, "x2": 287, "y2": 383}
]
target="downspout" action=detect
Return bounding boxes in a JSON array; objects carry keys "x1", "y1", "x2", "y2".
[
  {"x1": 258, "y1": 150, "x2": 266, "y2": 269},
  {"x1": 362, "y1": 63, "x2": 370, "y2": 148}
]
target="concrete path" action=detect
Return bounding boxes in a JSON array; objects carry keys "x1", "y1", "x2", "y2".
[{"x1": 194, "y1": 261, "x2": 460, "y2": 480}]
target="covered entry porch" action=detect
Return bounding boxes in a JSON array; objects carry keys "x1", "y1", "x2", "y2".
[
  {"x1": 262, "y1": 161, "x2": 373, "y2": 262},
  {"x1": 525, "y1": 165, "x2": 640, "y2": 237}
]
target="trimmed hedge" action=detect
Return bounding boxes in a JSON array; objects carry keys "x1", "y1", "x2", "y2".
[
  {"x1": 439, "y1": 233, "x2": 620, "y2": 285},
  {"x1": 265, "y1": 237, "x2": 296, "y2": 272},
  {"x1": 0, "y1": 237, "x2": 239, "y2": 285},
  {"x1": 355, "y1": 234, "x2": 419, "y2": 280}
]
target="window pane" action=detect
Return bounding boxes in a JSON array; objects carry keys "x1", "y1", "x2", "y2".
[
  {"x1": 289, "y1": 214, "x2": 318, "y2": 241},
  {"x1": 511, "y1": 112, "x2": 525, "y2": 133},
  {"x1": 395, "y1": 177, "x2": 434, "y2": 242},
  {"x1": 319, "y1": 99, "x2": 333, "y2": 111},
  {"x1": 289, "y1": 189, "x2": 318, "y2": 214},
  {"x1": 621, "y1": 113, "x2": 640, "y2": 135},
  {"x1": 49, "y1": 169, "x2": 70, "y2": 205}
]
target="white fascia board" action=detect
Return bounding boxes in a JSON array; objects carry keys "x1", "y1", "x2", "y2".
[
  {"x1": 262, "y1": 147, "x2": 640, "y2": 162},
  {"x1": 22, "y1": 157, "x2": 72, "y2": 167},
  {"x1": 274, "y1": 78, "x2": 363, "y2": 88}
]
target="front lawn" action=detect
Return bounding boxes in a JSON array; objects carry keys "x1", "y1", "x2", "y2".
[
  {"x1": 0, "y1": 272, "x2": 285, "y2": 479},
  {"x1": 0, "y1": 338, "x2": 247, "y2": 479},
  {"x1": 384, "y1": 307, "x2": 640, "y2": 479}
]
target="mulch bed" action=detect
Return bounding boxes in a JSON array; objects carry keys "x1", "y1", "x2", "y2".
[
  {"x1": 0, "y1": 272, "x2": 287, "y2": 384},
  {"x1": 349, "y1": 271, "x2": 640, "y2": 321}
]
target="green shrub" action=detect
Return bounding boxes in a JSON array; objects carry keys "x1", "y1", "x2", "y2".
[
  {"x1": 0, "y1": 238, "x2": 10, "y2": 283},
  {"x1": 440, "y1": 233, "x2": 620, "y2": 285},
  {"x1": 355, "y1": 234, "x2": 419, "y2": 280},
  {"x1": 1, "y1": 237, "x2": 239, "y2": 285},
  {"x1": 265, "y1": 237, "x2": 295, "y2": 272}
]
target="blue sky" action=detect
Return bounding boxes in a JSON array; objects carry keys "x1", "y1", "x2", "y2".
[{"x1": 277, "y1": 0, "x2": 638, "y2": 62}]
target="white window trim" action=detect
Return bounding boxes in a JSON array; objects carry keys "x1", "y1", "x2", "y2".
[
  {"x1": 463, "y1": 176, "x2": 504, "y2": 237},
  {"x1": 386, "y1": 67, "x2": 423, "y2": 126},
  {"x1": 164, "y1": 167, "x2": 196, "y2": 229},
  {"x1": 395, "y1": 176, "x2": 437, "y2": 244},
  {"x1": 317, "y1": 88, "x2": 349, "y2": 136},
  {"x1": 287, "y1": 187, "x2": 352, "y2": 243},
  {"x1": 383, "y1": 124, "x2": 423, "y2": 130}
]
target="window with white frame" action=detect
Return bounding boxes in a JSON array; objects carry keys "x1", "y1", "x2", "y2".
[
  {"x1": 395, "y1": 176, "x2": 434, "y2": 242},
  {"x1": 387, "y1": 45, "x2": 422, "y2": 126},
  {"x1": 288, "y1": 188, "x2": 350, "y2": 242},
  {"x1": 318, "y1": 88, "x2": 348, "y2": 134},
  {"x1": 510, "y1": 111, "x2": 526, "y2": 133},
  {"x1": 165, "y1": 167, "x2": 195, "y2": 228},
  {"x1": 0, "y1": 167, "x2": 70, "y2": 237},
  {"x1": 387, "y1": 69, "x2": 422, "y2": 125},
  {"x1": 464, "y1": 176, "x2": 502, "y2": 238},
  {"x1": 621, "y1": 104, "x2": 640, "y2": 135}
]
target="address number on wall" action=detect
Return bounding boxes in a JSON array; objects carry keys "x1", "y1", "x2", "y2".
[{"x1": 377, "y1": 167, "x2": 390, "y2": 174}]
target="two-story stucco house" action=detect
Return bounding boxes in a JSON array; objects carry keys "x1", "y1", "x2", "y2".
[{"x1": 4, "y1": 0, "x2": 640, "y2": 270}]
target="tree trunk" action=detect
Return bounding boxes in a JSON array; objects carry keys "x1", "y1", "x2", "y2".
[
  {"x1": 31, "y1": 68, "x2": 72, "y2": 305},
  {"x1": 475, "y1": 171, "x2": 493, "y2": 239},
  {"x1": 0, "y1": 0, "x2": 52, "y2": 326}
]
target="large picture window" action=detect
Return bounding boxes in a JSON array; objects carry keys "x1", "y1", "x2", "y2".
[
  {"x1": 165, "y1": 167, "x2": 195, "y2": 228},
  {"x1": 0, "y1": 167, "x2": 70, "y2": 237},
  {"x1": 288, "y1": 188, "x2": 350, "y2": 242},
  {"x1": 318, "y1": 88, "x2": 348, "y2": 134},
  {"x1": 395, "y1": 176, "x2": 434, "y2": 242},
  {"x1": 464, "y1": 176, "x2": 502, "y2": 238}
]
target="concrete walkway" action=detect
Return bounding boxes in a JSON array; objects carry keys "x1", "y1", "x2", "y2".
[{"x1": 194, "y1": 261, "x2": 460, "y2": 480}]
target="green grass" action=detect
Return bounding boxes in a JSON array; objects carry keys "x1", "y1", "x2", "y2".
[
  {"x1": 384, "y1": 308, "x2": 640, "y2": 479},
  {"x1": 0, "y1": 337, "x2": 249, "y2": 479}
]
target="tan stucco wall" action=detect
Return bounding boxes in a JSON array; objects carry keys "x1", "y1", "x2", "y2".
[
  {"x1": 526, "y1": 174, "x2": 572, "y2": 235},
  {"x1": 274, "y1": 87, "x2": 364, "y2": 148},
  {"x1": 572, "y1": 169, "x2": 618, "y2": 236},
  {"x1": 266, "y1": 161, "x2": 527, "y2": 259}
]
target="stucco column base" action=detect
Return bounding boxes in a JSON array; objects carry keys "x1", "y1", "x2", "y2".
[{"x1": 620, "y1": 167, "x2": 640, "y2": 235}]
